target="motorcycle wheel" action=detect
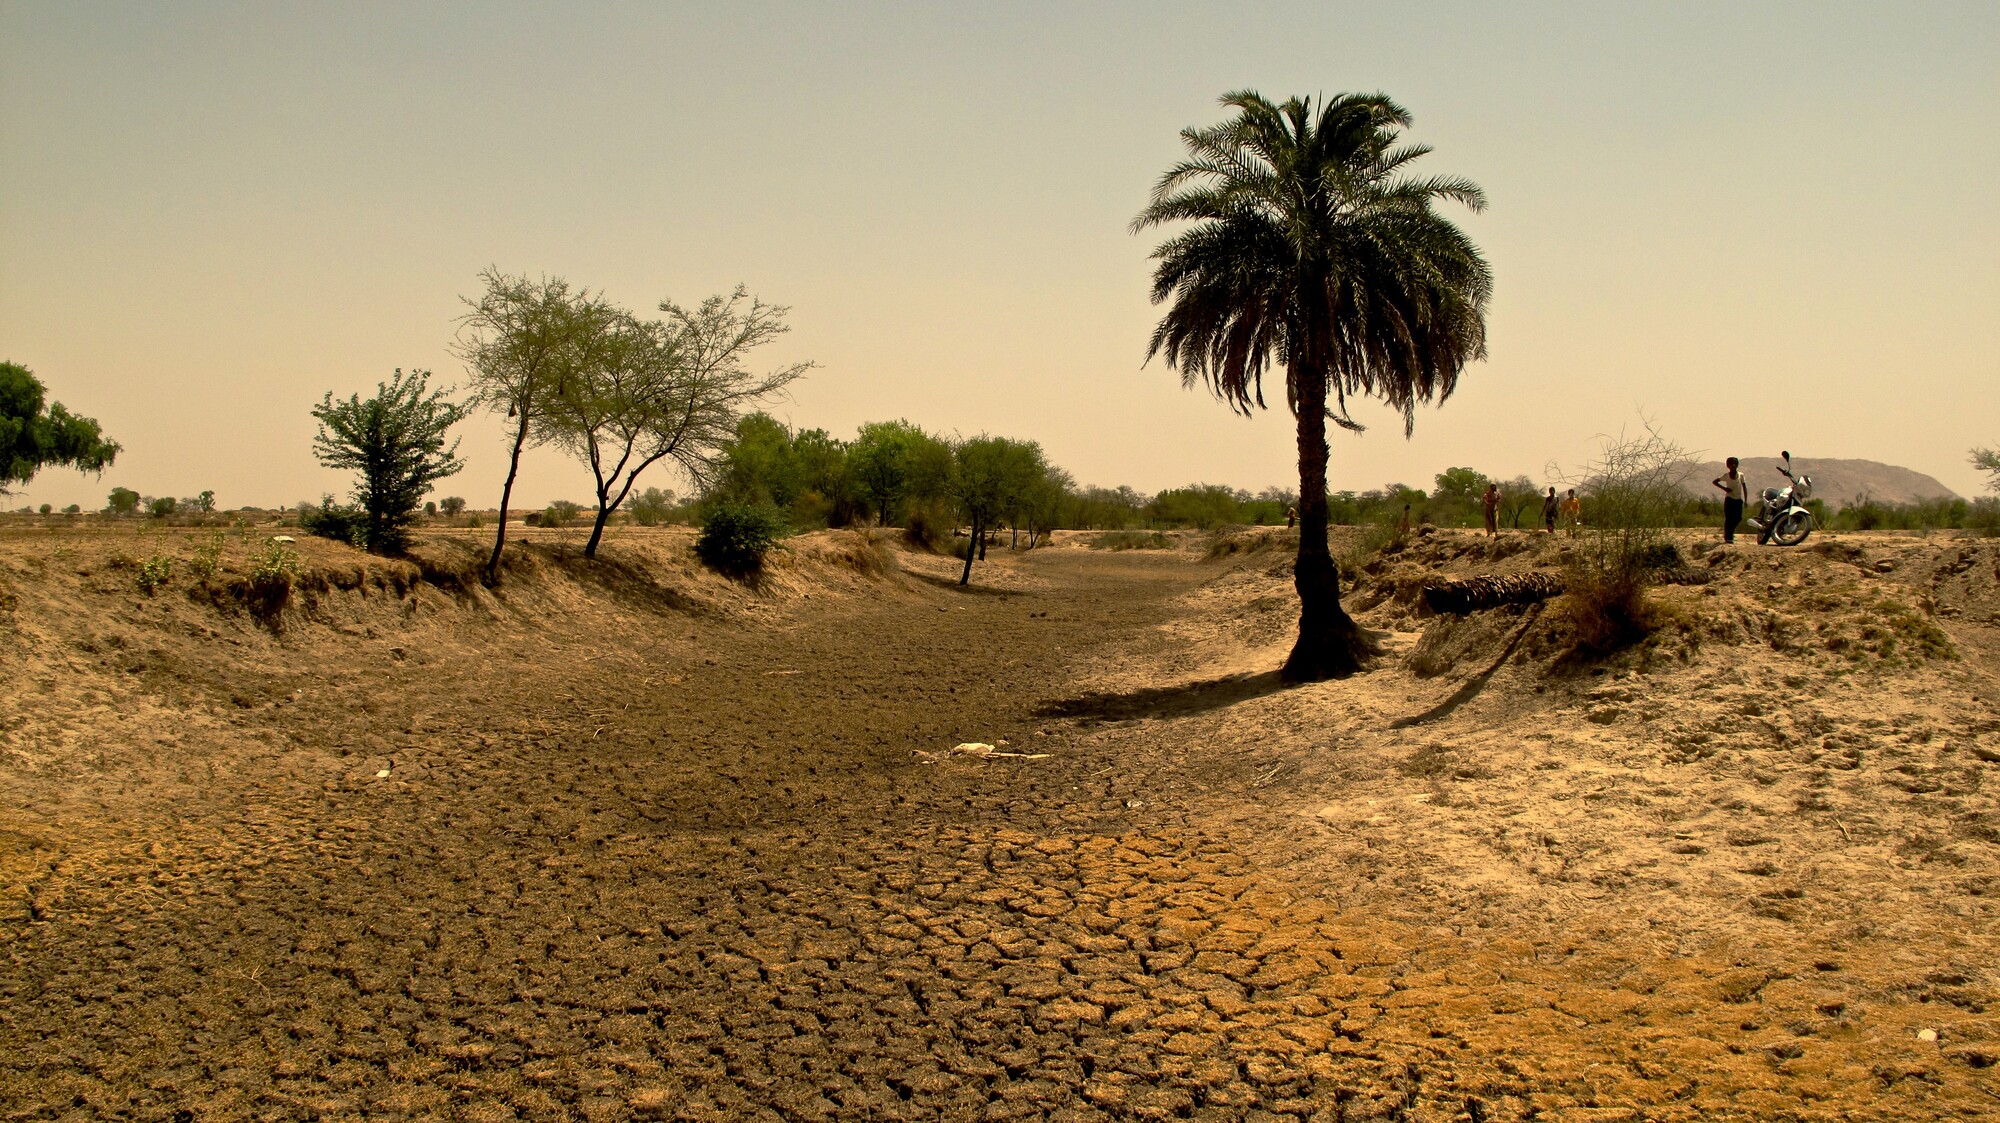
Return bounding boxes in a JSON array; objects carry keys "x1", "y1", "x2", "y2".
[{"x1": 1772, "y1": 511, "x2": 1812, "y2": 547}]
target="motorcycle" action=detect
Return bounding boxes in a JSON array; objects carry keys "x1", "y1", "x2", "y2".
[{"x1": 1747, "y1": 450, "x2": 1816, "y2": 546}]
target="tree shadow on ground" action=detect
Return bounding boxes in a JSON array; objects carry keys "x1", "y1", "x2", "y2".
[
  {"x1": 1033, "y1": 670, "x2": 1290, "y2": 722},
  {"x1": 1388, "y1": 604, "x2": 1543, "y2": 729},
  {"x1": 905, "y1": 570, "x2": 1022, "y2": 597}
]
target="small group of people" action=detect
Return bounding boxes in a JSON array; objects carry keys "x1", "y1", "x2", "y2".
[{"x1": 1479, "y1": 483, "x2": 1579, "y2": 536}]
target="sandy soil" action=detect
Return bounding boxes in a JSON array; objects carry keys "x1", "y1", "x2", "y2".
[{"x1": 0, "y1": 521, "x2": 1995, "y2": 1121}]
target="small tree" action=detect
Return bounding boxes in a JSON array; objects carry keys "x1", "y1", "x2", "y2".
[
  {"x1": 455, "y1": 270, "x2": 624, "y2": 582},
  {"x1": 439, "y1": 496, "x2": 466, "y2": 517},
  {"x1": 539, "y1": 287, "x2": 811, "y2": 558},
  {"x1": 1, "y1": 361, "x2": 120, "y2": 495},
  {"x1": 311, "y1": 369, "x2": 469, "y2": 554},
  {"x1": 950, "y1": 436, "x2": 1045, "y2": 585},
  {"x1": 1498, "y1": 475, "x2": 1540, "y2": 528},
  {"x1": 105, "y1": 487, "x2": 139, "y2": 516},
  {"x1": 193, "y1": 490, "x2": 216, "y2": 513},
  {"x1": 848, "y1": 419, "x2": 928, "y2": 525},
  {"x1": 146, "y1": 496, "x2": 177, "y2": 519}
]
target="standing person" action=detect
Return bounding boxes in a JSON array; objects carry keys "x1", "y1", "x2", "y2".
[
  {"x1": 1396, "y1": 503, "x2": 1412, "y2": 536},
  {"x1": 1285, "y1": 505, "x2": 1297, "y2": 529},
  {"x1": 1560, "y1": 488, "x2": 1582, "y2": 535},
  {"x1": 1542, "y1": 486, "x2": 1559, "y2": 534},
  {"x1": 1481, "y1": 482, "x2": 1500, "y2": 536},
  {"x1": 1713, "y1": 456, "x2": 1747, "y2": 544}
]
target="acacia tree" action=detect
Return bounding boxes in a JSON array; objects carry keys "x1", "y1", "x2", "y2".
[
  {"x1": 1974, "y1": 447, "x2": 2000, "y2": 491},
  {"x1": 454, "y1": 270, "x2": 623, "y2": 583},
  {"x1": 311, "y1": 369, "x2": 469, "y2": 554},
  {"x1": 1, "y1": 361, "x2": 119, "y2": 495},
  {"x1": 1134, "y1": 91, "x2": 1493, "y2": 680},
  {"x1": 539, "y1": 287, "x2": 811, "y2": 558}
]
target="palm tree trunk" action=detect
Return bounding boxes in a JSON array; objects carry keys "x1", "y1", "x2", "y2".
[{"x1": 1282, "y1": 369, "x2": 1370, "y2": 682}]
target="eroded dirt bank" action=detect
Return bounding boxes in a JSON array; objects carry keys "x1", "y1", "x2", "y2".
[{"x1": 1, "y1": 526, "x2": 1996, "y2": 1121}]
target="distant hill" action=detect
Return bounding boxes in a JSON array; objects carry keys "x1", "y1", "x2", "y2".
[{"x1": 1680, "y1": 457, "x2": 1960, "y2": 507}]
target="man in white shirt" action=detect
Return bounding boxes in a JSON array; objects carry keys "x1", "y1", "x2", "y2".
[{"x1": 1713, "y1": 457, "x2": 1748, "y2": 544}]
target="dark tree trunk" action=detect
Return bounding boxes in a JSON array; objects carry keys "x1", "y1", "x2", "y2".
[
  {"x1": 486, "y1": 411, "x2": 532, "y2": 585},
  {"x1": 1281, "y1": 368, "x2": 1371, "y2": 682},
  {"x1": 583, "y1": 505, "x2": 610, "y2": 557},
  {"x1": 959, "y1": 516, "x2": 978, "y2": 585}
]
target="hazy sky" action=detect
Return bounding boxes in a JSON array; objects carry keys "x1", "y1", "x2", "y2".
[{"x1": 4, "y1": 1, "x2": 1996, "y2": 512}]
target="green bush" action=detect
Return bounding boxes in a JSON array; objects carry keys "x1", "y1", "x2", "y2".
[
  {"x1": 1967, "y1": 498, "x2": 2000, "y2": 538},
  {"x1": 695, "y1": 501, "x2": 788, "y2": 577},
  {"x1": 188, "y1": 532, "x2": 226, "y2": 583},
  {"x1": 903, "y1": 501, "x2": 953, "y2": 551},
  {"x1": 135, "y1": 553, "x2": 173, "y2": 594},
  {"x1": 249, "y1": 539, "x2": 300, "y2": 585},
  {"x1": 300, "y1": 496, "x2": 367, "y2": 547}
]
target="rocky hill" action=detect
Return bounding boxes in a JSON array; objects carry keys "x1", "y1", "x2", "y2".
[{"x1": 1681, "y1": 456, "x2": 1959, "y2": 506}]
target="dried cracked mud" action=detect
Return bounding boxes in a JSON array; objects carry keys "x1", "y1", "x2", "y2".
[{"x1": 2, "y1": 528, "x2": 1997, "y2": 1121}]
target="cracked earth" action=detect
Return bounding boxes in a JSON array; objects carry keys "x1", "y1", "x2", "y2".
[{"x1": 2, "y1": 528, "x2": 1996, "y2": 1121}]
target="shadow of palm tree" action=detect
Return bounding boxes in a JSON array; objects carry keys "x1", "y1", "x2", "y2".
[
  {"x1": 1388, "y1": 604, "x2": 1543, "y2": 729},
  {"x1": 1033, "y1": 670, "x2": 1290, "y2": 722}
]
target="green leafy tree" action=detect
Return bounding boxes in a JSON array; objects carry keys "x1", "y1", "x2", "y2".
[
  {"x1": 439, "y1": 496, "x2": 467, "y2": 517},
  {"x1": 105, "y1": 486, "x2": 139, "y2": 516},
  {"x1": 455, "y1": 270, "x2": 624, "y2": 582},
  {"x1": 949, "y1": 436, "x2": 1045, "y2": 585},
  {"x1": 1, "y1": 361, "x2": 120, "y2": 495},
  {"x1": 193, "y1": 490, "x2": 216, "y2": 513},
  {"x1": 1021, "y1": 464, "x2": 1074, "y2": 547},
  {"x1": 628, "y1": 486, "x2": 677, "y2": 526},
  {"x1": 1148, "y1": 484, "x2": 1248, "y2": 530},
  {"x1": 310, "y1": 368, "x2": 469, "y2": 554},
  {"x1": 1432, "y1": 467, "x2": 1487, "y2": 503},
  {"x1": 538, "y1": 288, "x2": 811, "y2": 558},
  {"x1": 146, "y1": 496, "x2": 177, "y2": 519},
  {"x1": 713, "y1": 412, "x2": 805, "y2": 508},
  {"x1": 790, "y1": 427, "x2": 857, "y2": 527},
  {"x1": 1134, "y1": 91, "x2": 1492, "y2": 680},
  {"x1": 848, "y1": 420, "x2": 927, "y2": 525}
]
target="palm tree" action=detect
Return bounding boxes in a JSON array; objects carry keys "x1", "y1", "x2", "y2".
[{"x1": 1134, "y1": 91, "x2": 1493, "y2": 681}]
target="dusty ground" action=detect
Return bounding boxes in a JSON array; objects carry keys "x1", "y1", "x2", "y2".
[{"x1": 1, "y1": 520, "x2": 1996, "y2": 1121}]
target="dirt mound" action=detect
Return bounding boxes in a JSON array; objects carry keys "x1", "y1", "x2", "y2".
[{"x1": 0, "y1": 526, "x2": 899, "y2": 785}]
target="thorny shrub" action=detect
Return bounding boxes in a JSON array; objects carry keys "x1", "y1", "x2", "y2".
[{"x1": 1555, "y1": 422, "x2": 1695, "y2": 656}]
